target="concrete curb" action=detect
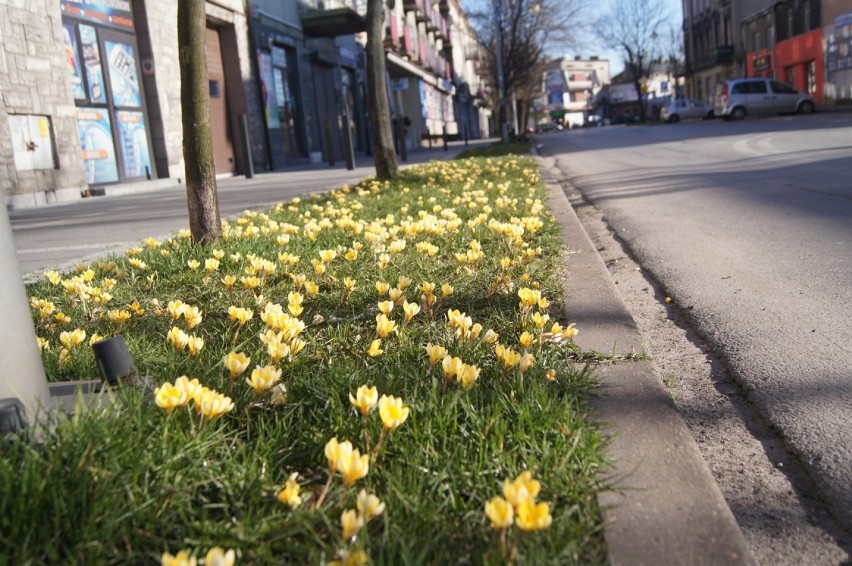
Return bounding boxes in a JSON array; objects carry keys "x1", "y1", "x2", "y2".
[{"x1": 537, "y1": 155, "x2": 755, "y2": 565}]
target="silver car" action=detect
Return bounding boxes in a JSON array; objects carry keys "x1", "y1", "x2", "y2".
[
  {"x1": 715, "y1": 78, "x2": 816, "y2": 120},
  {"x1": 660, "y1": 99, "x2": 715, "y2": 122}
]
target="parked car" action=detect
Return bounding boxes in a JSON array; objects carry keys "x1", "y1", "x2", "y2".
[
  {"x1": 714, "y1": 78, "x2": 816, "y2": 120},
  {"x1": 660, "y1": 99, "x2": 715, "y2": 122}
]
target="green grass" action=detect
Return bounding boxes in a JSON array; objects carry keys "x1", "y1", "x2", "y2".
[
  {"x1": 4, "y1": 157, "x2": 607, "y2": 565},
  {"x1": 454, "y1": 141, "x2": 531, "y2": 160}
]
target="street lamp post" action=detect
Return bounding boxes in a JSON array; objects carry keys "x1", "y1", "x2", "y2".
[{"x1": 494, "y1": 0, "x2": 509, "y2": 143}]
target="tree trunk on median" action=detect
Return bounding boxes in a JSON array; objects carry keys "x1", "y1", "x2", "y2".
[
  {"x1": 366, "y1": 0, "x2": 399, "y2": 180},
  {"x1": 178, "y1": 0, "x2": 222, "y2": 243}
]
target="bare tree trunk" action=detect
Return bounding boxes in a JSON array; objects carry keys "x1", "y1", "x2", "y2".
[
  {"x1": 366, "y1": 0, "x2": 399, "y2": 180},
  {"x1": 178, "y1": 0, "x2": 222, "y2": 243}
]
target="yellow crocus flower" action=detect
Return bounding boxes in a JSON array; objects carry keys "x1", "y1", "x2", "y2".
[
  {"x1": 375, "y1": 314, "x2": 396, "y2": 338},
  {"x1": 349, "y1": 385, "x2": 379, "y2": 416},
  {"x1": 402, "y1": 300, "x2": 420, "y2": 321},
  {"x1": 187, "y1": 259, "x2": 200, "y2": 271},
  {"x1": 224, "y1": 352, "x2": 251, "y2": 379},
  {"x1": 161, "y1": 550, "x2": 197, "y2": 566},
  {"x1": 519, "y1": 353, "x2": 535, "y2": 374},
  {"x1": 327, "y1": 550, "x2": 369, "y2": 566},
  {"x1": 335, "y1": 441, "x2": 369, "y2": 486},
  {"x1": 203, "y1": 547, "x2": 235, "y2": 566},
  {"x1": 187, "y1": 335, "x2": 204, "y2": 357},
  {"x1": 375, "y1": 281, "x2": 390, "y2": 296},
  {"x1": 378, "y1": 394, "x2": 409, "y2": 432},
  {"x1": 503, "y1": 471, "x2": 541, "y2": 508},
  {"x1": 441, "y1": 283, "x2": 454, "y2": 298},
  {"x1": 367, "y1": 339, "x2": 384, "y2": 358},
  {"x1": 457, "y1": 363, "x2": 481, "y2": 390},
  {"x1": 276, "y1": 472, "x2": 303, "y2": 509},
  {"x1": 154, "y1": 382, "x2": 188, "y2": 412},
  {"x1": 356, "y1": 489, "x2": 385, "y2": 521},
  {"x1": 167, "y1": 327, "x2": 189, "y2": 351},
  {"x1": 183, "y1": 306, "x2": 203, "y2": 328},
  {"x1": 197, "y1": 390, "x2": 234, "y2": 421},
  {"x1": 228, "y1": 306, "x2": 253, "y2": 326},
  {"x1": 377, "y1": 300, "x2": 394, "y2": 316},
  {"x1": 442, "y1": 355, "x2": 463, "y2": 380},
  {"x1": 519, "y1": 331, "x2": 534, "y2": 350},
  {"x1": 484, "y1": 496, "x2": 514, "y2": 529},
  {"x1": 341, "y1": 508, "x2": 363, "y2": 540},
  {"x1": 515, "y1": 498, "x2": 552, "y2": 531},
  {"x1": 425, "y1": 344, "x2": 448, "y2": 368},
  {"x1": 246, "y1": 365, "x2": 282, "y2": 393}
]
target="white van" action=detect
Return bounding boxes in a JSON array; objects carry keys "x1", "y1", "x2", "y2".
[{"x1": 714, "y1": 78, "x2": 816, "y2": 120}]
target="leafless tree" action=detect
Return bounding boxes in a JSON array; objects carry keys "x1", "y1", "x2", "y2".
[
  {"x1": 177, "y1": 0, "x2": 222, "y2": 242},
  {"x1": 595, "y1": 0, "x2": 670, "y2": 122},
  {"x1": 469, "y1": 0, "x2": 589, "y2": 136},
  {"x1": 365, "y1": 0, "x2": 399, "y2": 180}
]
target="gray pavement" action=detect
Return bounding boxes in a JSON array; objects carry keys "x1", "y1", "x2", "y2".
[{"x1": 7, "y1": 139, "x2": 754, "y2": 563}]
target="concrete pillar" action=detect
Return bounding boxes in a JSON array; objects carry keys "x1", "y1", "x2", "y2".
[{"x1": 0, "y1": 203, "x2": 51, "y2": 425}]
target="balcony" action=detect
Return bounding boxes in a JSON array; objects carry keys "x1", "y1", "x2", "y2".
[
  {"x1": 712, "y1": 45, "x2": 734, "y2": 64},
  {"x1": 301, "y1": 0, "x2": 366, "y2": 37}
]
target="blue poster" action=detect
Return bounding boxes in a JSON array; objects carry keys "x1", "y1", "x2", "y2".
[
  {"x1": 115, "y1": 111, "x2": 151, "y2": 179},
  {"x1": 77, "y1": 108, "x2": 119, "y2": 184},
  {"x1": 80, "y1": 25, "x2": 106, "y2": 104},
  {"x1": 106, "y1": 40, "x2": 141, "y2": 107},
  {"x1": 62, "y1": 24, "x2": 86, "y2": 100}
]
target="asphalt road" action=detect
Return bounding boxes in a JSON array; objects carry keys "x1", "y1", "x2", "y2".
[
  {"x1": 536, "y1": 113, "x2": 852, "y2": 534},
  {"x1": 9, "y1": 141, "x2": 487, "y2": 278}
]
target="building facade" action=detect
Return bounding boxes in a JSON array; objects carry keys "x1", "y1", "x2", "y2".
[
  {"x1": 2, "y1": 0, "x2": 488, "y2": 210},
  {"x1": 683, "y1": 0, "x2": 852, "y2": 106},
  {"x1": 537, "y1": 56, "x2": 611, "y2": 128}
]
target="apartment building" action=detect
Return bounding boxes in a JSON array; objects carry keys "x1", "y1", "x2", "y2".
[
  {"x1": 2, "y1": 0, "x2": 488, "y2": 210},
  {"x1": 537, "y1": 56, "x2": 610, "y2": 128},
  {"x1": 683, "y1": 0, "x2": 852, "y2": 105}
]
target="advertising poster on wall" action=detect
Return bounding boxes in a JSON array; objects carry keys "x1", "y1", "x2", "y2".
[
  {"x1": 258, "y1": 51, "x2": 281, "y2": 129},
  {"x1": 106, "y1": 40, "x2": 141, "y2": 107},
  {"x1": 80, "y1": 25, "x2": 106, "y2": 104},
  {"x1": 826, "y1": 11, "x2": 852, "y2": 75},
  {"x1": 59, "y1": 0, "x2": 134, "y2": 29},
  {"x1": 62, "y1": 24, "x2": 86, "y2": 100},
  {"x1": 77, "y1": 108, "x2": 119, "y2": 184},
  {"x1": 115, "y1": 111, "x2": 151, "y2": 179}
]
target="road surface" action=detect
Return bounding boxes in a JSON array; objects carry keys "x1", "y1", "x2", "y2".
[{"x1": 537, "y1": 113, "x2": 852, "y2": 537}]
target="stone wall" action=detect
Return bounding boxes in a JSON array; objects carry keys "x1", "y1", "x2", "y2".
[{"x1": 1, "y1": 0, "x2": 87, "y2": 209}]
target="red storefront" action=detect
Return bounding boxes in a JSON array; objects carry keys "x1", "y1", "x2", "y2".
[{"x1": 746, "y1": 29, "x2": 824, "y2": 104}]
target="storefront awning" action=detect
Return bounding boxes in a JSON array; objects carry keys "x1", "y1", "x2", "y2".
[{"x1": 387, "y1": 52, "x2": 437, "y2": 87}]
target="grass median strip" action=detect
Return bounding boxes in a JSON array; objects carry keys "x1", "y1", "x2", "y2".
[{"x1": 4, "y1": 156, "x2": 608, "y2": 564}]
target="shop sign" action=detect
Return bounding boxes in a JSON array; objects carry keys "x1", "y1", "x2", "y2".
[
  {"x1": 60, "y1": 0, "x2": 134, "y2": 29},
  {"x1": 753, "y1": 53, "x2": 772, "y2": 72}
]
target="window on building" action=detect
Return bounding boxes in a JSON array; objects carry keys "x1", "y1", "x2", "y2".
[
  {"x1": 766, "y1": 25, "x2": 774, "y2": 49},
  {"x1": 803, "y1": 1, "x2": 811, "y2": 31},
  {"x1": 754, "y1": 30, "x2": 761, "y2": 51},
  {"x1": 787, "y1": 8, "x2": 794, "y2": 39},
  {"x1": 807, "y1": 61, "x2": 816, "y2": 94},
  {"x1": 785, "y1": 67, "x2": 795, "y2": 84}
]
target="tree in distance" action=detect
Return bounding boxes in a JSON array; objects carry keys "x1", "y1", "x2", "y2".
[{"x1": 366, "y1": 0, "x2": 399, "y2": 180}]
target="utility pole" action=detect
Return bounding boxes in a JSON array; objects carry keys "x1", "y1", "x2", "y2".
[{"x1": 494, "y1": 0, "x2": 509, "y2": 143}]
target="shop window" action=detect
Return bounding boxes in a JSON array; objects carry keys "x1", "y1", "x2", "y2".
[{"x1": 785, "y1": 66, "x2": 795, "y2": 84}]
